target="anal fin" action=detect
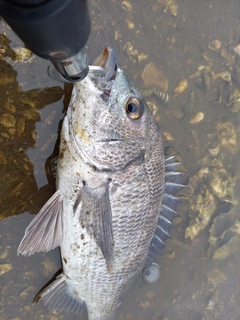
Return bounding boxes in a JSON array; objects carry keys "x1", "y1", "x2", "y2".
[
  {"x1": 18, "y1": 189, "x2": 63, "y2": 256},
  {"x1": 37, "y1": 274, "x2": 87, "y2": 315}
]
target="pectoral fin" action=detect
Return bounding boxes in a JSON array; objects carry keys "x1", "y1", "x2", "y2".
[
  {"x1": 18, "y1": 189, "x2": 63, "y2": 256},
  {"x1": 76, "y1": 181, "x2": 114, "y2": 272}
]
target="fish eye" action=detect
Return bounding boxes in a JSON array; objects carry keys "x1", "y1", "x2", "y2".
[{"x1": 125, "y1": 97, "x2": 143, "y2": 119}]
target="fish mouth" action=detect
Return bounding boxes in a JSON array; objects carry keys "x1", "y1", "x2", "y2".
[
  {"x1": 96, "y1": 138, "x2": 125, "y2": 143},
  {"x1": 91, "y1": 47, "x2": 118, "y2": 98}
]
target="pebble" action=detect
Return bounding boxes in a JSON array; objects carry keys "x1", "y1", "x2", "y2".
[
  {"x1": 121, "y1": 0, "x2": 132, "y2": 11},
  {"x1": 1, "y1": 132, "x2": 11, "y2": 139},
  {"x1": 0, "y1": 246, "x2": 9, "y2": 259},
  {"x1": 234, "y1": 44, "x2": 240, "y2": 56},
  {"x1": 9, "y1": 182, "x2": 24, "y2": 197},
  {"x1": 22, "y1": 110, "x2": 40, "y2": 121},
  {"x1": 0, "y1": 151, "x2": 7, "y2": 165},
  {"x1": 169, "y1": 1, "x2": 178, "y2": 16},
  {"x1": 208, "y1": 39, "x2": 221, "y2": 51},
  {"x1": 163, "y1": 132, "x2": 174, "y2": 141},
  {"x1": 146, "y1": 291, "x2": 154, "y2": 299},
  {"x1": 0, "y1": 113, "x2": 16, "y2": 128},
  {"x1": 17, "y1": 117, "x2": 26, "y2": 137},
  {"x1": 167, "y1": 251, "x2": 176, "y2": 258},
  {"x1": 125, "y1": 19, "x2": 134, "y2": 29},
  {"x1": 4, "y1": 101, "x2": 16, "y2": 113},
  {"x1": 173, "y1": 79, "x2": 188, "y2": 96},
  {"x1": 123, "y1": 42, "x2": 138, "y2": 57},
  {"x1": 207, "y1": 268, "x2": 226, "y2": 287},
  {"x1": 138, "y1": 53, "x2": 148, "y2": 62},
  {"x1": 31, "y1": 129, "x2": 37, "y2": 143},
  {"x1": 20, "y1": 285, "x2": 36, "y2": 297},
  {"x1": 147, "y1": 101, "x2": 158, "y2": 116},
  {"x1": 20, "y1": 98, "x2": 36, "y2": 108},
  {"x1": 139, "y1": 301, "x2": 150, "y2": 308},
  {"x1": 24, "y1": 271, "x2": 35, "y2": 277},
  {"x1": 23, "y1": 306, "x2": 31, "y2": 312},
  {"x1": 42, "y1": 257, "x2": 58, "y2": 277},
  {"x1": 114, "y1": 31, "x2": 119, "y2": 41},
  {"x1": 215, "y1": 70, "x2": 231, "y2": 82},
  {"x1": 0, "y1": 77, "x2": 14, "y2": 85},
  {"x1": 208, "y1": 144, "x2": 220, "y2": 157},
  {"x1": 0, "y1": 263, "x2": 12, "y2": 275},
  {"x1": 190, "y1": 112, "x2": 204, "y2": 124}
]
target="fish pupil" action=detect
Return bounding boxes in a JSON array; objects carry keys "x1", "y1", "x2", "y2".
[{"x1": 127, "y1": 102, "x2": 137, "y2": 113}]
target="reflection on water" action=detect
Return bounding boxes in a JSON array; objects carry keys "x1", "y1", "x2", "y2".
[
  {"x1": 0, "y1": 61, "x2": 64, "y2": 220},
  {"x1": 1, "y1": 1, "x2": 240, "y2": 319}
]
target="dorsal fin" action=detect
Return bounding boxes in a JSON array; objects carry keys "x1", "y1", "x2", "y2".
[{"x1": 145, "y1": 152, "x2": 187, "y2": 265}]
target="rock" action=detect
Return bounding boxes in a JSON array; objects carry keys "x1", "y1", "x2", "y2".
[
  {"x1": 141, "y1": 62, "x2": 168, "y2": 92},
  {"x1": 13, "y1": 47, "x2": 33, "y2": 62}
]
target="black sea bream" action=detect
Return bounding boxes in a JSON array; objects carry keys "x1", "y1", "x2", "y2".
[{"x1": 18, "y1": 47, "x2": 184, "y2": 320}]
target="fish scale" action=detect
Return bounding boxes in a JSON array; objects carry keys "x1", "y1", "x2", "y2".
[{"x1": 18, "y1": 47, "x2": 184, "y2": 320}]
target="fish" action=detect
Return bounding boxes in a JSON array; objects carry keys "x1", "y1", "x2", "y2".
[{"x1": 18, "y1": 47, "x2": 185, "y2": 320}]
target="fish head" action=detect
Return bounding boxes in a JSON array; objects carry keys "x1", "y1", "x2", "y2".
[{"x1": 67, "y1": 47, "x2": 159, "y2": 170}]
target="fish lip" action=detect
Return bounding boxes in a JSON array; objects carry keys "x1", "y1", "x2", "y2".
[
  {"x1": 92, "y1": 47, "x2": 117, "y2": 81},
  {"x1": 91, "y1": 47, "x2": 118, "y2": 98}
]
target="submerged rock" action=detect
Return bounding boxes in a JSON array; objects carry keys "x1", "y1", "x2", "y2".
[{"x1": 141, "y1": 62, "x2": 168, "y2": 92}]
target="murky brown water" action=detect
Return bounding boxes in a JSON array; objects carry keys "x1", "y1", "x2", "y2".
[{"x1": 1, "y1": 1, "x2": 240, "y2": 319}]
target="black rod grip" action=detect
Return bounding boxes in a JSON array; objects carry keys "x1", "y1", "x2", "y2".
[{"x1": 0, "y1": 0, "x2": 91, "y2": 60}]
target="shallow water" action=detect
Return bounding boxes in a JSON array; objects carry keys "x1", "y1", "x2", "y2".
[{"x1": 1, "y1": 1, "x2": 240, "y2": 319}]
